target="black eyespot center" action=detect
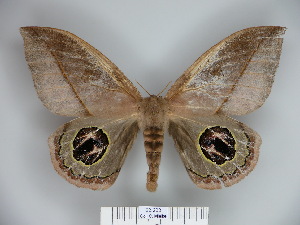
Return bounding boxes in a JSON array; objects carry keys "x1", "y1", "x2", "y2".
[
  {"x1": 72, "y1": 127, "x2": 109, "y2": 165},
  {"x1": 199, "y1": 126, "x2": 236, "y2": 165}
]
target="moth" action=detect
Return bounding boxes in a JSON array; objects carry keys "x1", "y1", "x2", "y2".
[{"x1": 20, "y1": 26, "x2": 285, "y2": 192}]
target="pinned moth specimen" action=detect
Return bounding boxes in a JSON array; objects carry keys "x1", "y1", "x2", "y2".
[{"x1": 20, "y1": 26, "x2": 285, "y2": 192}]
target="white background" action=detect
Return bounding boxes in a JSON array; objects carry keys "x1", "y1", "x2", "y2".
[{"x1": 1, "y1": 0, "x2": 300, "y2": 224}]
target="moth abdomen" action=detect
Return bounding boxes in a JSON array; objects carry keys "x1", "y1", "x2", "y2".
[
  {"x1": 143, "y1": 126, "x2": 164, "y2": 192},
  {"x1": 143, "y1": 127, "x2": 164, "y2": 152}
]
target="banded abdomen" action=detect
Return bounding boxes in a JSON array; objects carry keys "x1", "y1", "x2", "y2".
[
  {"x1": 143, "y1": 126, "x2": 164, "y2": 192},
  {"x1": 138, "y1": 95, "x2": 168, "y2": 192}
]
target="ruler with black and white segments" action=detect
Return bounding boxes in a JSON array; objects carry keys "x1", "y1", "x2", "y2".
[{"x1": 100, "y1": 206, "x2": 209, "y2": 225}]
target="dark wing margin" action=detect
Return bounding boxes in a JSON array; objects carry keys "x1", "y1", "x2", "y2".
[
  {"x1": 48, "y1": 116, "x2": 139, "y2": 190},
  {"x1": 168, "y1": 115, "x2": 261, "y2": 189}
]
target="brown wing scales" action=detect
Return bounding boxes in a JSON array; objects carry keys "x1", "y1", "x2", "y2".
[
  {"x1": 21, "y1": 26, "x2": 285, "y2": 191},
  {"x1": 20, "y1": 27, "x2": 141, "y2": 117},
  {"x1": 166, "y1": 26, "x2": 286, "y2": 117}
]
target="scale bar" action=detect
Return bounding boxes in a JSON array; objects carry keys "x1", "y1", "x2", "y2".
[{"x1": 100, "y1": 206, "x2": 209, "y2": 225}]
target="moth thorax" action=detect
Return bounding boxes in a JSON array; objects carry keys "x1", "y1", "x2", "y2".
[{"x1": 138, "y1": 95, "x2": 168, "y2": 129}]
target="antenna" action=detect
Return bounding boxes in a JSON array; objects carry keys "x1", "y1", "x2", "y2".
[
  {"x1": 157, "y1": 81, "x2": 172, "y2": 96},
  {"x1": 136, "y1": 80, "x2": 151, "y2": 96},
  {"x1": 136, "y1": 80, "x2": 173, "y2": 96}
]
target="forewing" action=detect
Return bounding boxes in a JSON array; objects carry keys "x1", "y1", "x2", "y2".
[
  {"x1": 20, "y1": 26, "x2": 141, "y2": 117},
  {"x1": 168, "y1": 115, "x2": 261, "y2": 189},
  {"x1": 49, "y1": 116, "x2": 139, "y2": 190},
  {"x1": 166, "y1": 26, "x2": 286, "y2": 117}
]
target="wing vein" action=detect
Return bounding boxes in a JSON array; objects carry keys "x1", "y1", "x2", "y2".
[
  {"x1": 214, "y1": 38, "x2": 266, "y2": 114},
  {"x1": 50, "y1": 49, "x2": 92, "y2": 115}
]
